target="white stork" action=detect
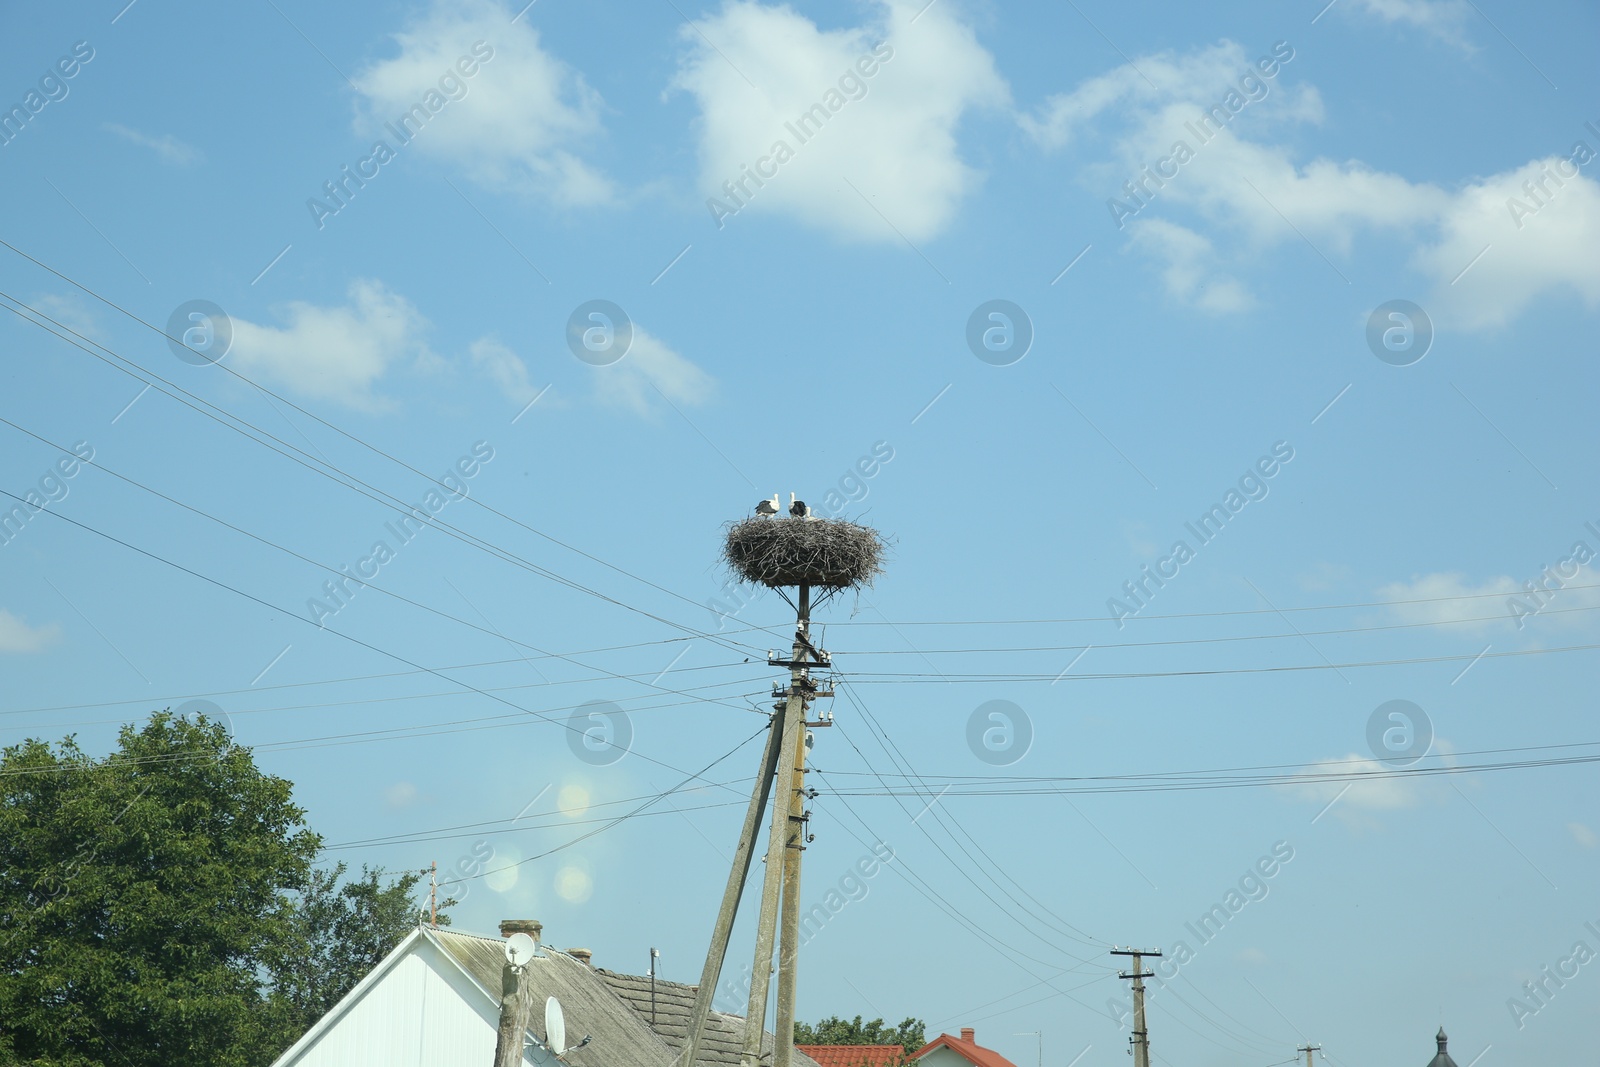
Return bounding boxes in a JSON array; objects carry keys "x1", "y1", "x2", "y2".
[
  {"x1": 755, "y1": 495, "x2": 779, "y2": 516},
  {"x1": 789, "y1": 493, "x2": 807, "y2": 518}
]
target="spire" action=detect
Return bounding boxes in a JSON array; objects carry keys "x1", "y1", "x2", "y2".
[{"x1": 1427, "y1": 1026, "x2": 1457, "y2": 1067}]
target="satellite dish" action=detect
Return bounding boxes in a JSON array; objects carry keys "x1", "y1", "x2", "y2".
[
  {"x1": 546, "y1": 996, "x2": 567, "y2": 1057},
  {"x1": 505, "y1": 933, "x2": 538, "y2": 969}
]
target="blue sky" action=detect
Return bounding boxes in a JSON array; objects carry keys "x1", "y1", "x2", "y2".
[{"x1": 3, "y1": 0, "x2": 1598, "y2": 1064}]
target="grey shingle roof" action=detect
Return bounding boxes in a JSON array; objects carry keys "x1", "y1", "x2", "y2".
[
  {"x1": 428, "y1": 928, "x2": 817, "y2": 1067},
  {"x1": 430, "y1": 928, "x2": 672, "y2": 1067},
  {"x1": 597, "y1": 968, "x2": 820, "y2": 1067}
]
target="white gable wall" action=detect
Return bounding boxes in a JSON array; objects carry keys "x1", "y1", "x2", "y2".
[
  {"x1": 274, "y1": 933, "x2": 524, "y2": 1067},
  {"x1": 919, "y1": 1047, "x2": 977, "y2": 1067}
]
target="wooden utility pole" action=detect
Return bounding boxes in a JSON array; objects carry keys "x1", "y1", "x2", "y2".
[
  {"x1": 1112, "y1": 947, "x2": 1161, "y2": 1067},
  {"x1": 494, "y1": 920, "x2": 541, "y2": 1067},
  {"x1": 738, "y1": 584, "x2": 820, "y2": 1067},
  {"x1": 492, "y1": 959, "x2": 532, "y2": 1067},
  {"x1": 683, "y1": 500, "x2": 868, "y2": 1067},
  {"x1": 773, "y1": 586, "x2": 813, "y2": 1067},
  {"x1": 772, "y1": 584, "x2": 815, "y2": 1067},
  {"x1": 1298, "y1": 1043, "x2": 1322, "y2": 1067}
]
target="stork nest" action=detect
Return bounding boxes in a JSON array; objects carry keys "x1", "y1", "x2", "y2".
[{"x1": 723, "y1": 516, "x2": 885, "y2": 589}]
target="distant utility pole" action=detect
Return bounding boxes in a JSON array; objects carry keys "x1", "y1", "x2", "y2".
[
  {"x1": 1111, "y1": 947, "x2": 1162, "y2": 1067},
  {"x1": 1298, "y1": 1043, "x2": 1322, "y2": 1067},
  {"x1": 428, "y1": 861, "x2": 438, "y2": 928}
]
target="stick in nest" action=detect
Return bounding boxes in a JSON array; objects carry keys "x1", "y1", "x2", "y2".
[{"x1": 722, "y1": 517, "x2": 885, "y2": 589}]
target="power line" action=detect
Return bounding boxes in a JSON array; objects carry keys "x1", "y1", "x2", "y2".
[
  {"x1": 819, "y1": 737, "x2": 1600, "y2": 784},
  {"x1": 455, "y1": 723, "x2": 769, "y2": 883},
  {"x1": 0, "y1": 291, "x2": 759, "y2": 662},
  {"x1": 835, "y1": 681, "x2": 1108, "y2": 956},
  {"x1": 320, "y1": 797, "x2": 753, "y2": 852},
  {"x1": 929, "y1": 968, "x2": 1114, "y2": 1031},
  {"x1": 1, "y1": 680, "x2": 768, "y2": 755},
  {"x1": 943, "y1": 970, "x2": 1115, "y2": 1028},
  {"x1": 0, "y1": 418, "x2": 782, "y2": 726},
  {"x1": 0, "y1": 411, "x2": 778, "y2": 717},
  {"x1": 321, "y1": 776, "x2": 757, "y2": 849},
  {"x1": 822, "y1": 785, "x2": 1082, "y2": 975},
  {"x1": 835, "y1": 601, "x2": 1600, "y2": 653},
  {"x1": 0, "y1": 485, "x2": 758, "y2": 788},
  {"x1": 0, "y1": 657, "x2": 760, "y2": 720},
  {"x1": 823, "y1": 721, "x2": 1104, "y2": 971},
  {"x1": 0, "y1": 241, "x2": 748, "y2": 632},
  {"x1": 838, "y1": 641, "x2": 1600, "y2": 681},
  {"x1": 1154, "y1": 981, "x2": 1275, "y2": 1060},
  {"x1": 0, "y1": 415, "x2": 765, "y2": 676},
  {"x1": 816, "y1": 582, "x2": 1600, "y2": 626},
  {"x1": 821, "y1": 745, "x2": 1600, "y2": 798}
]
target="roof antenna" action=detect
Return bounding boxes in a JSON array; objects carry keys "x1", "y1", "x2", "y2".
[{"x1": 650, "y1": 947, "x2": 661, "y2": 1028}]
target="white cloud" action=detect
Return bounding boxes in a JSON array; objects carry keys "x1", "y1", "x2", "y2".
[
  {"x1": 593, "y1": 326, "x2": 716, "y2": 415},
  {"x1": 1414, "y1": 157, "x2": 1600, "y2": 328},
  {"x1": 1127, "y1": 218, "x2": 1253, "y2": 313},
  {"x1": 1287, "y1": 753, "x2": 1420, "y2": 817},
  {"x1": 354, "y1": 0, "x2": 613, "y2": 205},
  {"x1": 1343, "y1": 0, "x2": 1475, "y2": 49},
  {"x1": 25, "y1": 293, "x2": 101, "y2": 342},
  {"x1": 1378, "y1": 566, "x2": 1600, "y2": 631},
  {"x1": 1297, "y1": 561, "x2": 1353, "y2": 593},
  {"x1": 230, "y1": 280, "x2": 431, "y2": 410},
  {"x1": 674, "y1": 0, "x2": 1008, "y2": 242},
  {"x1": 1376, "y1": 572, "x2": 1521, "y2": 628},
  {"x1": 385, "y1": 781, "x2": 420, "y2": 809},
  {"x1": 471, "y1": 337, "x2": 541, "y2": 404},
  {"x1": 1020, "y1": 41, "x2": 1322, "y2": 153},
  {"x1": 0, "y1": 609, "x2": 61, "y2": 654},
  {"x1": 103, "y1": 123, "x2": 202, "y2": 165},
  {"x1": 1024, "y1": 41, "x2": 1600, "y2": 327}
]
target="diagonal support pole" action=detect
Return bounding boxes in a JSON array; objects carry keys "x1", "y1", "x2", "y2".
[{"x1": 677, "y1": 707, "x2": 785, "y2": 1067}]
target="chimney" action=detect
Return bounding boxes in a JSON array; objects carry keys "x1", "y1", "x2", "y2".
[
  {"x1": 568, "y1": 947, "x2": 593, "y2": 966},
  {"x1": 960, "y1": 1029, "x2": 975, "y2": 1044},
  {"x1": 499, "y1": 919, "x2": 543, "y2": 942}
]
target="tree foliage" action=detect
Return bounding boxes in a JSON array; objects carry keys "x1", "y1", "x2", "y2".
[
  {"x1": 270, "y1": 861, "x2": 445, "y2": 1035},
  {"x1": 795, "y1": 1015, "x2": 927, "y2": 1058},
  {"x1": 0, "y1": 712, "x2": 438, "y2": 1067}
]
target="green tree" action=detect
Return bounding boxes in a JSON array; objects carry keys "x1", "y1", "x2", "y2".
[
  {"x1": 795, "y1": 1015, "x2": 927, "y2": 1058},
  {"x1": 268, "y1": 861, "x2": 443, "y2": 1036},
  {"x1": 0, "y1": 711, "x2": 438, "y2": 1067}
]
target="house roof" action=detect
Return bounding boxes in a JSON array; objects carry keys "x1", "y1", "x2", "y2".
[
  {"x1": 271, "y1": 923, "x2": 821, "y2": 1067},
  {"x1": 597, "y1": 966, "x2": 821, "y2": 1067},
  {"x1": 428, "y1": 928, "x2": 674, "y2": 1067},
  {"x1": 912, "y1": 1032, "x2": 1022, "y2": 1067},
  {"x1": 797, "y1": 1044, "x2": 907, "y2": 1067}
]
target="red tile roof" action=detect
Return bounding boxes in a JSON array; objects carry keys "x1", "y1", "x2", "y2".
[
  {"x1": 911, "y1": 1032, "x2": 1021, "y2": 1067},
  {"x1": 797, "y1": 1046, "x2": 907, "y2": 1067}
]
